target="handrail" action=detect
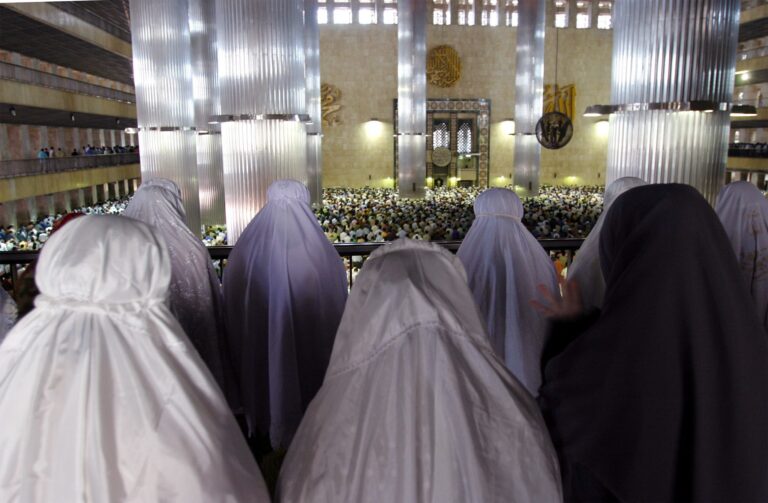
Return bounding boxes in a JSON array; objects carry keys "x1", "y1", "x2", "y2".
[
  {"x1": 0, "y1": 153, "x2": 140, "y2": 179},
  {"x1": 0, "y1": 238, "x2": 584, "y2": 288},
  {"x1": 0, "y1": 61, "x2": 135, "y2": 104}
]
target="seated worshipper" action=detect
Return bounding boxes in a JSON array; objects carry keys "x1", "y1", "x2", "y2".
[
  {"x1": 123, "y1": 184, "x2": 234, "y2": 404},
  {"x1": 277, "y1": 239, "x2": 562, "y2": 503},
  {"x1": 0, "y1": 215, "x2": 269, "y2": 502},
  {"x1": 715, "y1": 180, "x2": 768, "y2": 331},
  {"x1": 223, "y1": 179, "x2": 347, "y2": 450},
  {"x1": 537, "y1": 184, "x2": 768, "y2": 502},
  {"x1": 566, "y1": 177, "x2": 646, "y2": 310},
  {"x1": 457, "y1": 188, "x2": 558, "y2": 396}
]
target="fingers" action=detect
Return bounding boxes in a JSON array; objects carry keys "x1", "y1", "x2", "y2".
[{"x1": 530, "y1": 298, "x2": 557, "y2": 317}]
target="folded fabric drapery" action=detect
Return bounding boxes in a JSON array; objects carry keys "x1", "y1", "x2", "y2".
[
  {"x1": 458, "y1": 188, "x2": 559, "y2": 395},
  {"x1": 0, "y1": 215, "x2": 268, "y2": 502},
  {"x1": 223, "y1": 179, "x2": 348, "y2": 449},
  {"x1": 278, "y1": 238, "x2": 562, "y2": 502}
]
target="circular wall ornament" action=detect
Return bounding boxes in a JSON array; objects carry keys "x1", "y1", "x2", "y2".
[
  {"x1": 432, "y1": 147, "x2": 452, "y2": 167},
  {"x1": 535, "y1": 111, "x2": 573, "y2": 149},
  {"x1": 427, "y1": 45, "x2": 462, "y2": 88}
]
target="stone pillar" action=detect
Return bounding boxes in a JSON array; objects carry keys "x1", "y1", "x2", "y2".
[
  {"x1": 606, "y1": 0, "x2": 740, "y2": 203},
  {"x1": 513, "y1": 0, "x2": 546, "y2": 196},
  {"x1": 216, "y1": 0, "x2": 308, "y2": 243},
  {"x1": 397, "y1": 0, "x2": 427, "y2": 198},
  {"x1": 130, "y1": 0, "x2": 201, "y2": 233},
  {"x1": 190, "y1": 0, "x2": 226, "y2": 225}
]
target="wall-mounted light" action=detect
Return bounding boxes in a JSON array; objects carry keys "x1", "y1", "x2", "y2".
[
  {"x1": 731, "y1": 104, "x2": 758, "y2": 117},
  {"x1": 738, "y1": 71, "x2": 751, "y2": 82},
  {"x1": 501, "y1": 118, "x2": 516, "y2": 135},
  {"x1": 365, "y1": 117, "x2": 384, "y2": 137},
  {"x1": 595, "y1": 120, "x2": 610, "y2": 137},
  {"x1": 115, "y1": 118, "x2": 121, "y2": 125},
  {"x1": 70, "y1": 113, "x2": 76, "y2": 122},
  {"x1": 9, "y1": 106, "x2": 16, "y2": 117},
  {"x1": 124, "y1": 127, "x2": 138, "y2": 135}
]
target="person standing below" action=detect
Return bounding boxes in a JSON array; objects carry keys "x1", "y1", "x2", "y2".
[
  {"x1": 566, "y1": 177, "x2": 646, "y2": 310},
  {"x1": 278, "y1": 239, "x2": 562, "y2": 502},
  {"x1": 715, "y1": 180, "x2": 768, "y2": 331},
  {"x1": 223, "y1": 180, "x2": 347, "y2": 451},
  {"x1": 0, "y1": 215, "x2": 269, "y2": 502},
  {"x1": 536, "y1": 184, "x2": 768, "y2": 502},
  {"x1": 457, "y1": 188, "x2": 558, "y2": 396}
]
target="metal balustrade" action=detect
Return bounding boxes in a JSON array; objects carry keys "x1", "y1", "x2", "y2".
[
  {"x1": 0, "y1": 153, "x2": 140, "y2": 179},
  {"x1": 0, "y1": 61, "x2": 135, "y2": 104},
  {"x1": 0, "y1": 238, "x2": 584, "y2": 289}
]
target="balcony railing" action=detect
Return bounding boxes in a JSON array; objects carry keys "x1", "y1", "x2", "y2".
[
  {"x1": 0, "y1": 153, "x2": 140, "y2": 179},
  {"x1": 0, "y1": 61, "x2": 135, "y2": 104},
  {"x1": 0, "y1": 238, "x2": 584, "y2": 289}
]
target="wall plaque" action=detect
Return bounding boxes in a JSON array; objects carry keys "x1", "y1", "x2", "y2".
[{"x1": 427, "y1": 45, "x2": 462, "y2": 88}]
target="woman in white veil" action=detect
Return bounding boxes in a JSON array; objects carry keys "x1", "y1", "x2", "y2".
[
  {"x1": 567, "y1": 176, "x2": 646, "y2": 309},
  {"x1": 457, "y1": 188, "x2": 558, "y2": 396},
  {"x1": 277, "y1": 239, "x2": 561, "y2": 502},
  {"x1": 223, "y1": 179, "x2": 347, "y2": 449},
  {"x1": 123, "y1": 182, "x2": 233, "y2": 403},
  {"x1": 0, "y1": 215, "x2": 268, "y2": 502},
  {"x1": 716, "y1": 181, "x2": 768, "y2": 330}
]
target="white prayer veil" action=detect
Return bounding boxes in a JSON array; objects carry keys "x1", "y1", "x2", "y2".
[
  {"x1": 457, "y1": 188, "x2": 559, "y2": 395},
  {"x1": 223, "y1": 179, "x2": 347, "y2": 449},
  {"x1": 0, "y1": 215, "x2": 268, "y2": 502},
  {"x1": 123, "y1": 184, "x2": 233, "y2": 403},
  {"x1": 141, "y1": 177, "x2": 185, "y2": 219},
  {"x1": 567, "y1": 176, "x2": 647, "y2": 309},
  {"x1": 277, "y1": 239, "x2": 562, "y2": 503},
  {"x1": 0, "y1": 288, "x2": 16, "y2": 344},
  {"x1": 716, "y1": 181, "x2": 768, "y2": 330}
]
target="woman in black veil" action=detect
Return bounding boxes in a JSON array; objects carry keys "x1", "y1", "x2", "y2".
[{"x1": 537, "y1": 184, "x2": 768, "y2": 502}]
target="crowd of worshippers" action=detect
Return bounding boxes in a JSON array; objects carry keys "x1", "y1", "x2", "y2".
[
  {"x1": 35, "y1": 144, "x2": 138, "y2": 159},
  {"x1": 319, "y1": 185, "x2": 604, "y2": 242},
  {"x1": 0, "y1": 185, "x2": 604, "y2": 252},
  {"x1": 0, "y1": 175, "x2": 765, "y2": 502},
  {"x1": 0, "y1": 198, "x2": 128, "y2": 252}
]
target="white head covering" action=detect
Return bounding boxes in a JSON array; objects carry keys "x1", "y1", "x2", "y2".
[
  {"x1": 0, "y1": 288, "x2": 16, "y2": 344},
  {"x1": 567, "y1": 176, "x2": 647, "y2": 309},
  {"x1": 123, "y1": 184, "x2": 233, "y2": 403},
  {"x1": 0, "y1": 215, "x2": 268, "y2": 502},
  {"x1": 716, "y1": 181, "x2": 768, "y2": 330},
  {"x1": 142, "y1": 177, "x2": 185, "y2": 218},
  {"x1": 223, "y1": 179, "x2": 348, "y2": 449},
  {"x1": 457, "y1": 188, "x2": 559, "y2": 395},
  {"x1": 277, "y1": 239, "x2": 562, "y2": 503}
]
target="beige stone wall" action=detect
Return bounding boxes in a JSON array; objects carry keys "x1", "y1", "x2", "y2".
[{"x1": 319, "y1": 24, "x2": 613, "y2": 188}]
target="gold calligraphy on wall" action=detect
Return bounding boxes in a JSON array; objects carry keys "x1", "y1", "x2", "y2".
[
  {"x1": 321, "y1": 83, "x2": 342, "y2": 127},
  {"x1": 544, "y1": 84, "x2": 576, "y2": 119},
  {"x1": 427, "y1": 45, "x2": 462, "y2": 88}
]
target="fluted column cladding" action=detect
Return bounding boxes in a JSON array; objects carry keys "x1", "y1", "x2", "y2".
[
  {"x1": 189, "y1": 0, "x2": 226, "y2": 226},
  {"x1": 607, "y1": 0, "x2": 740, "y2": 203},
  {"x1": 397, "y1": 0, "x2": 427, "y2": 199},
  {"x1": 216, "y1": 0, "x2": 308, "y2": 243},
  {"x1": 305, "y1": 0, "x2": 323, "y2": 206},
  {"x1": 513, "y1": 0, "x2": 546, "y2": 197},
  {"x1": 129, "y1": 0, "x2": 201, "y2": 234}
]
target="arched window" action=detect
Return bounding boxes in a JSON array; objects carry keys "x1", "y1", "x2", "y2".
[
  {"x1": 457, "y1": 121, "x2": 473, "y2": 154},
  {"x1": 433, "y1": 121, "x2": 450, "y2": 149}
]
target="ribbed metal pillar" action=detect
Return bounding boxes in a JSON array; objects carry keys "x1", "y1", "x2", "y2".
[
  {"x1": 305, "y1": 0, "x2": 323, "y2": 206},
  {"x1": 513, "y1": 0, "x2": 545, "y2": 197},
  {"x1": 606, "y1": 0, "x2": 740, "y2": 203},
  {"x1": 189, "y1": 0, "x2": 226, "y2": 226},
  {"x1": 129, "y1": 0, "x2": 201, "y2": 234},
  {"x1": 216, "y1": 0, "x2": 308, "y2": 243},
  {"x1": 397, "y1": 0, "x2": 427, "y2": 199}
]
